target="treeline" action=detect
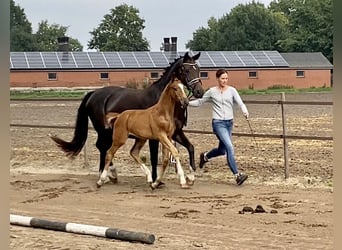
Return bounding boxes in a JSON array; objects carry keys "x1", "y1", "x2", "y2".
[{"x1": 10, "y1": 0, "x2": 333, "y2": 63}]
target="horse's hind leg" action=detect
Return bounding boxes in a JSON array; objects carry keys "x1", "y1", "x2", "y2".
[
  {"x1": 96, "y1": 129, "x2": 114, "y2": 174},
  {"x1": 130, "y1": 139, "x2": 153, "y2": 186},
  {"x1": 148, "y1": 139, "x2": 159, "y2": 182}
]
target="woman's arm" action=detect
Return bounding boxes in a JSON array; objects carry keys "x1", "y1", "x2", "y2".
[{"x1": 188, "y1": 89, "x2": 211, "y2": 107}]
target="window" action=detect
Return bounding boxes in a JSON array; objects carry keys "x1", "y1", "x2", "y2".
[
  {"x1": 48, "y1": 72, "x2": 57, "y2": 80},
  {"x1": 248, "y1": 71, "x2": 257, "y2": 78},
  {"x1": 100, "y1": 72, "x2": 109, "y2": 79},
  {"x1": 150, "y1": 72, "x2": 159, "y2": 79},
  {"x1": 200, "y1": 71, "x2": 208, "y2": 78},
  {"x1": 296, "y1": 70, "x2": 305, "y2": 77}
]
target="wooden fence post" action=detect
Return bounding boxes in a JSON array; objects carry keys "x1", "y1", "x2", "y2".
[
  {"x1": 83, "y1": 140, "x2": 89, "y2": 168},
  {"x1": 280, "y1": 92, "x2": 289, "y2": 179}
]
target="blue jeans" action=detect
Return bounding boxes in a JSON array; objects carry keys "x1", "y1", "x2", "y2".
[{"x1": 206, "y1": 119, "x2": 239, "y2": 175}]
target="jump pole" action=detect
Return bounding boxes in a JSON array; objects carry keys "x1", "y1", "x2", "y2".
[{"x1": 10, "y1": 214, "x2": 155, "y2": 244}]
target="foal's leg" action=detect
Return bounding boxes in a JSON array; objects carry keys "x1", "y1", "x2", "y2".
[
  {"x1": 130, "y1": 139, "x2": 153, "y2": 186},
  {"x1": 159, "y1": 135, "x2": 191, "y2": 189},
  {"x1": 172, "y1": 129, "x2": 196, "y2": 172},
  {"x1": 97, "y1": 134, "x2": 127, "y2": 187}
]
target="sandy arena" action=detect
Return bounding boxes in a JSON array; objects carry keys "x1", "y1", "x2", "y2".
[{"x1": 10, "y1": 92, "x2": 333, "y2": 249}]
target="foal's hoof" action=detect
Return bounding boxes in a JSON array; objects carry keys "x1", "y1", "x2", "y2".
[
  {"x1": 180, "y1": 183, "x2": 190, "y2": 189},
  {"x1": 186, "y1": 177, "x2": 195, "y2": 186},
  {"x1": 96, "y1": 181, "x2": 103, "y2": 188}
]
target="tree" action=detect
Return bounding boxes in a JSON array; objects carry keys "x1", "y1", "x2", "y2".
[
  {"x1": 186, "y1": 17, "x2": 220, "y2": 51},
  {"x1": 187, "y1": 2, "x2": 286, "y2": 51},
  {"x1": 10, "y1": 0, "x2": 36, "y2": 51},
  {"x1": 88, "y1": 3, "x2": 149, "y2": 51},
  {"x1": 269, "y1": 0, "x2": 333, "y2": 62},
  {"x1": 34, "y1": 20, "x2": 83, "y2": 51}
]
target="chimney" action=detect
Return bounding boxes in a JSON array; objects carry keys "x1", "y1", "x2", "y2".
[
  {"x1": 57, "y1": 36, "x2": 70, "y2": 52},
  {"x1": 171, "y1": 37, "x2": 177, "y2": 52},
  {"x1": 163, "y1": 37, "x2": 170, "y2": 52}
]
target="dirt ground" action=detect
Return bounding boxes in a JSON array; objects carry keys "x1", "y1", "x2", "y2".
[{"x1": 10, "y1": 92, "x2": 333, "y2": 249}]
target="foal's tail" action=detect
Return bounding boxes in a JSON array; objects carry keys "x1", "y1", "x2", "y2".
[
  {"x1": 105, "y1": 112, "x2": 120, "y2": 129},
  {"x1": 50, "y1": 91, "x2": 94, "y2": 158}
]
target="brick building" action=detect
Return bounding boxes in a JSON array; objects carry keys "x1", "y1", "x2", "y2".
[{"x1": 9, "y1": 51, "x2": 333, "y2": 90}]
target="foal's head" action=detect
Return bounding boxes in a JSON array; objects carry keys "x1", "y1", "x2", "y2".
[
  {"x1": 175, "y1": 52, "x2": 204, "y2": 98},
  {"x1": 168, "y1": 81, "x2": 189, "y2": 109}
]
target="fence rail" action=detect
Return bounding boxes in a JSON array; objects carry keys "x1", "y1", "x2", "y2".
[{"x1": 10, "y1": 95, "x2": 333, "y2": 179}]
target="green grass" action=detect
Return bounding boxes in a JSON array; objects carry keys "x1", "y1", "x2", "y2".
[
  {"x1": 10, "y1": 89, "x2": 87, "y2": 99},
  {"x1": 238, "y1": 86, "x2": 332, "y2": 95},
  {"x1": 10, "y1": 86, "x2": 332, "y2": 99}
]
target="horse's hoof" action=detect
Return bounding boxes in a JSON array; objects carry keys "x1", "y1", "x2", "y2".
[
  {"x1": 156, "y1": 181, "x2": 165, "y2": 188},
  {"x1": 108, "y1": 176, "x2": 118, "y2": 184},
  {"x1": 96, "y1": 182, "x2": 102, "y2": 188}
]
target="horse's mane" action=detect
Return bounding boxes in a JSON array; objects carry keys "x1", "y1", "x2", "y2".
[{"x1": 150, "y1": 56, "x2": 184, "y2": 86}]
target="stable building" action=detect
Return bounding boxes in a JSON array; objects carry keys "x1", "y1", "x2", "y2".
[{"x1": 9, "y1": 50, "x2": 333, "y2": 90}]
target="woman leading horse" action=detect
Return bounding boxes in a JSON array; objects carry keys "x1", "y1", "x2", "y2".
[{"x1": 51, "y1": 52, "x2": 204, "y2": 181}]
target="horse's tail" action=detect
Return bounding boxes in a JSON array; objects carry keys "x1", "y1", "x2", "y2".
[{"x1": 50, "y1": 91, "x2": 94, "y2": 158}]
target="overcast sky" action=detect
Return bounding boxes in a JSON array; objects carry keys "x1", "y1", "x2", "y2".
[{"x1": 14, "y1": 0, "x2": 272, "y2": 52}]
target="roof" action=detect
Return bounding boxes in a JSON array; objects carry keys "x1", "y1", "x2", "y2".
[
  {"x1": 10, "y1": 50, "x2": 289, "y2": 70},
  {"x1": 280, "y1": 52, "x2": 333, "y2": 69},
  {"x1": 9, "y1": 51, "x2": 332, "y2": 70}
]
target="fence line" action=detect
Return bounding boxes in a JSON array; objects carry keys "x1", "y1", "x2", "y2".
[
  {"x1": 10, "y1": 96, "x2": 333, "y2": 179},
  {"x1": 10, "y1": 98, "x2": 334, "y2": 106},
  {"x1": 9, "y1": 123, "x2": 333, "y2": 141}
]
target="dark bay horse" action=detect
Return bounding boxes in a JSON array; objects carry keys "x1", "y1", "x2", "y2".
[
  {"x1": 50, "y1": 52, "x2": 204, "y2": 180},
  {"x1": 98, "y1": 81, "x2": 194, "y2": 189}
]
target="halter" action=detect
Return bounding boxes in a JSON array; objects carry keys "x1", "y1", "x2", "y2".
[{"x1": 180, "y1": 62, "x2": 201, "y2": 98}]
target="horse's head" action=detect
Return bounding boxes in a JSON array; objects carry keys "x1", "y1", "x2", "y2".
[
  {"x1": 169, "y1": 81, "x2": 189, "y2": 109},
  {"x1": 175, "y1": 52, "x2": 204, "y2": 98}
]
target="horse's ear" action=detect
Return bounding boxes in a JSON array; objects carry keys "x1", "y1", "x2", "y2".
[
  {"x1": 183, "y1": 52, "x2": 190, "y2": 59},
  {"x1": 192, "y1": 52, "x2": 201, "y2": 61}
]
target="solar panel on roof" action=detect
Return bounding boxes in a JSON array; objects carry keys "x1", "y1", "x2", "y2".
[
  {"x1": 26, "y1": 52, "x2": 45, "y2": 68},
  {"x1": 103, "y1": 52, "x2": 124, "y2": 68},
  {"x1": 56, "y1": 52, "x2": 77, "y2": 68},
  {"x1": 133, "y1": 52, "x2": 155, "y2": 67},
  {"x1": 198, "y1": 52, "x2": 216, "y2": 67},
  {"x1": 10, "y1": 51, "x2": 289, "y2": 69},
  {"x1": 149, "y1": 52, "x2": 169, "y2": 67},
  {"x1": 88, "y1": 52, "x2": 109, "y2": 68},
  {"x1": 73, "y1": 52, "x2": 93, "y2": 68},
  {"x1": 118, "y1": 52, "x2": 139, "y2": 67},
  {"x1": 207, "y1": 52, "x2": 230, "y2": 67},
  {"x1": 41, "y1": 52, "x2": 61, "y2": 68},
  {"x1": 11, "y1": 52, "x2": 29, "y2": 68}
]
